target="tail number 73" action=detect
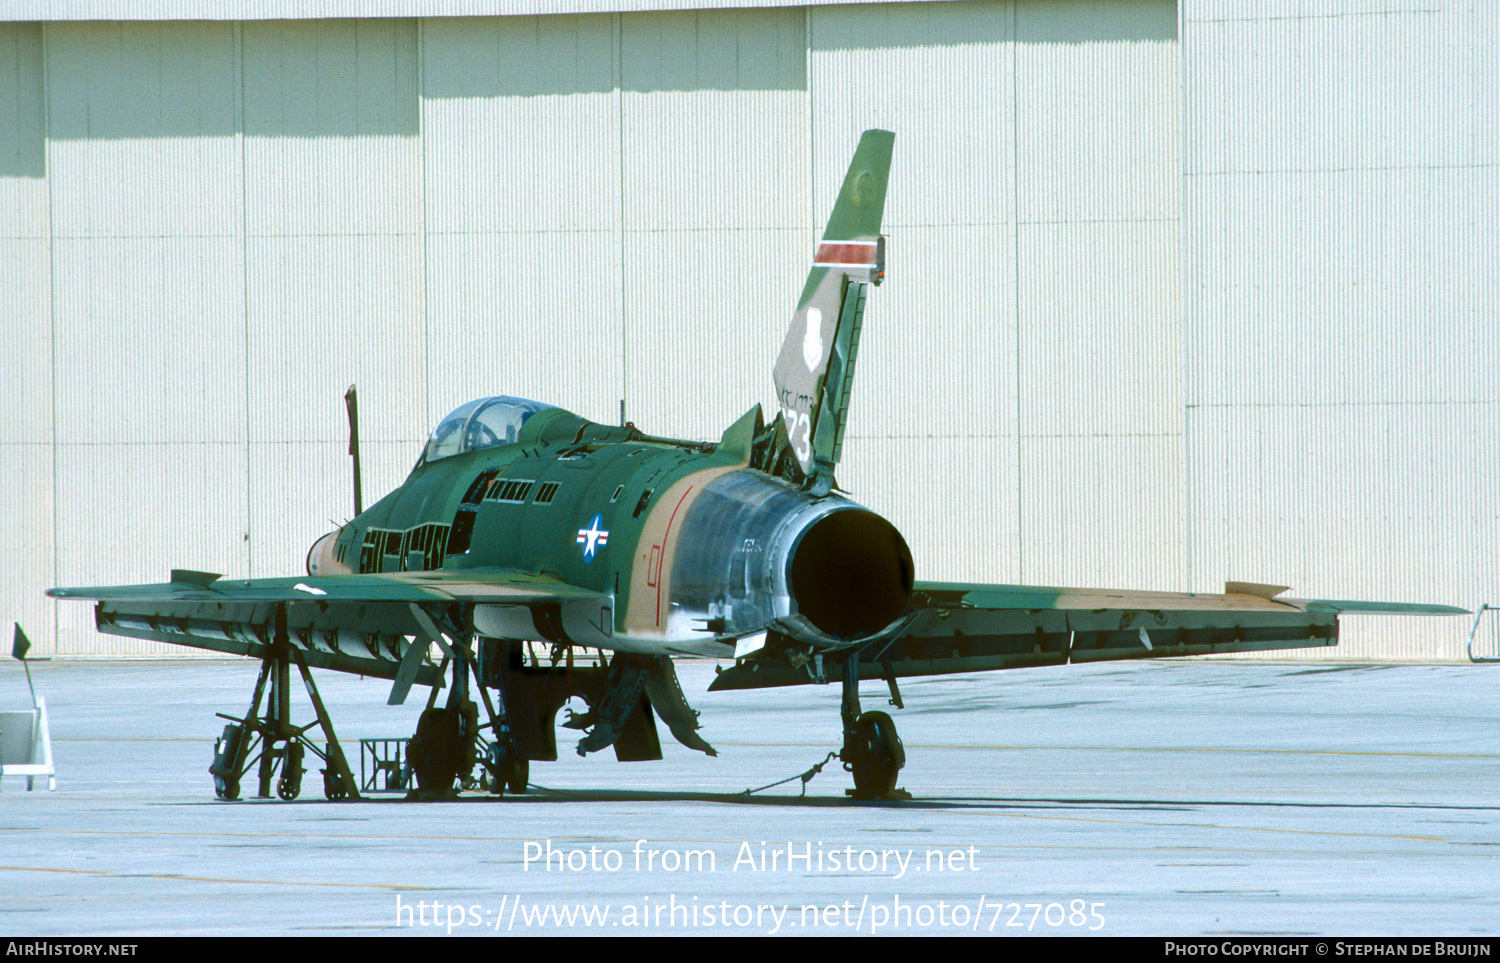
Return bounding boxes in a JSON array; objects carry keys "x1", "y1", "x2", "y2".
[{"x1": 781, "y1": 406, "x2": 812, "y2": 465}]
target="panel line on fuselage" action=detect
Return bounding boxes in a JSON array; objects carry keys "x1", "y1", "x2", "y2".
[{"x1": 655, "y1": 485, "x2": 695, "y2": 628}]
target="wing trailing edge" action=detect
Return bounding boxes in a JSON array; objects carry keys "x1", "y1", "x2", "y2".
[{"x1": 711, "y1": 579, "x2": 1466, "y2": 690}]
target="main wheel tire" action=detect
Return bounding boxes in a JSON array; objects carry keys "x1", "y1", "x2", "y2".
[
  {"x1": 484, "y1": 742, "x2": 528, "y2": 795},
  {"x1": 848, "y1": 711, "x2": 905, "y2": 799},
  {"x1": 507, "y1": 756, "x2": 529, "y2": 795},
  {"x1": 408, "y1": 707, "x2": 463, "y2": 794}
]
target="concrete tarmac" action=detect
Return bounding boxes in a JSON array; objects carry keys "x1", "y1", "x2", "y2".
[{"x1": 0, "y1": 657, "x2": 1496, "y2": 936}]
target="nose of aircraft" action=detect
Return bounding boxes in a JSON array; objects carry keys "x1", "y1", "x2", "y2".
[
  {"x1": 788, "y1": 508, "x2": 913, "y2": 639},
  {"x1": 305, "y1": 527, "x2": 351, "y2": 576}
]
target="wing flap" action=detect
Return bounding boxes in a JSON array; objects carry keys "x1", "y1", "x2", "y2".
[
  {"x1": 710, "y1": 603, "x2": 1337, "y2": 690},
  {"x1": 914, "y1": 580, "x2": 1304, "y2": 613},
  {"x1": 711, "y1": 607, "x2": 1069, "y2": 690},
  {"x1": 713, "y1": 579, "x2": 1461, "y2": 691},
  {"x1": 914, "y1": 581, "x2": 1467, "y2": 616}
]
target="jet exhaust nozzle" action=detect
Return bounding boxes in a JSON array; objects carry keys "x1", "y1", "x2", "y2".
[
  {"x1": 666, "y1": 472, "x2": 913, "y2": 647},
  {"x1": 788, "y1": 508, "x2": 913, "y2": 640}
]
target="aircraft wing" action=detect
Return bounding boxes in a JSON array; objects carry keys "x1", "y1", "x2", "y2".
[
  {"x1": 48, "y1": 569, "x2": 613, "y2": 684},
  {"x1": 709, "y1": 580, "x2": 1468, "y2": 690}
]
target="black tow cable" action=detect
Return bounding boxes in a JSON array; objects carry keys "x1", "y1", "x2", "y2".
[
  {"x1": 516, "y1": 750, "x2": 843, "y2": 800},
  {"x1": 735, "y1": 751, "x2": 839, "y2": 798}
]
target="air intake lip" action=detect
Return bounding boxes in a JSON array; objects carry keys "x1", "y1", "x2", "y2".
[{"x1": 788, "y1": 508, "x2": 914, "y2": 639}]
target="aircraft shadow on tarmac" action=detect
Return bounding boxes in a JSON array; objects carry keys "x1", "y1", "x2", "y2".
[{"x1": 179, "y1": 788, "x2": 1500, "y2": 814}]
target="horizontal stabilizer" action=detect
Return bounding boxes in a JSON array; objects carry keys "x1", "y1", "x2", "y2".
[{"x1": 1295, "y1": 599, "x2": 1469, "y2": 616}]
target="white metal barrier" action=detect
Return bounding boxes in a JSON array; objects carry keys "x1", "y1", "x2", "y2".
[
  {"x1": 0, "y1": 696, "x2": 56, "y2": 791},
  {"x1": 1467, "y1": 604, "x2": 1500, "y2": 664}
]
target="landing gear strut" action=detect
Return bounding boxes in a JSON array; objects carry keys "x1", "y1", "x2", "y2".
[
  {"x1": 838, "y1": 648, "x2": 907, "y2": 800},
  {"x1": 396, "y1": 614, "x2": 536, "y2": 799},
  {"x1": 406, "y1": 628, "x2": 483, "y2": 798},
  {"x1": 470, "y1": 639, "x2": 527, "y2": 796}
]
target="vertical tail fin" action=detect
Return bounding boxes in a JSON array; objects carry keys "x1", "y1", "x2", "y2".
[{"x1": 773, "y1": 129, "x2": 894, "y2": 482}]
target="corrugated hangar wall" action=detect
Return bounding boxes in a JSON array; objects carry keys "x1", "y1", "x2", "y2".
[
  {"x1": 0, "y1": 0, "x2": 1487, "y2": 660},
  {"x1": 1181, "y1": 0, "x2": 1499, "y2": 659}
]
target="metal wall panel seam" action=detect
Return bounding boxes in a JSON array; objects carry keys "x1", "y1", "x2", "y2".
[
  {"x1": 1010, "y1": 0, "x2": 1023, "y2": 582},
  {"x1": 43, "y1": 20, "x2": 57, "y2": 656},
  {"x1": 805, "y1": 2, "x2": 813, "y2": 294},
  {"x1": 1178, "y1": 0, "x2": 1194, "y2": 593},
  {"x1": 615, "y1": 11, "x2": 626, "y2": 426},
  {"x1": 237, "y1": 20, "x2": 252, "y2": 577},
  {"x1": 419, "y1": 16, "x2": 430, "y2": 443}
]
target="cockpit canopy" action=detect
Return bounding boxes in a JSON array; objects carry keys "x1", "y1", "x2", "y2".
[{"x1": 423, "y1": 396, "x2": 558, "y2": 463}]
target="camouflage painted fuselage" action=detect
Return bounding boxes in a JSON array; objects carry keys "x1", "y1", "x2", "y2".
[{"x1": 309, "y1": 405, "x2": 914, "y2": 657}]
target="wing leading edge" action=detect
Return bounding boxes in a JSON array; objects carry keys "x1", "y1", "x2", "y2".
[{"x1": 709, "y1": 580, "x2": 1467, "y2": 690}]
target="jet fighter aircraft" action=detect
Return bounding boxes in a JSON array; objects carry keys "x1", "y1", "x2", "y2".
[{"x1": 48, "y1": 130, "x2": 1465, "y2": 801}]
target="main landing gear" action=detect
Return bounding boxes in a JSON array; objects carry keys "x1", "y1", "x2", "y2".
[
  {"x1": 838, "y1": 648, "x2": 909, "y2": 800},
  {"x1": 404, "y1": 624, "x2": 530, "y2": 800}
]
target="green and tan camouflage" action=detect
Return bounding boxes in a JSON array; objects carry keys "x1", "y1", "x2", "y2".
[
  {"x1": 47, "y1": 130, "x2": 1466, "y2": 798},
  {"x1": 772, "y1": 128, "x2": 892, "y2": 480}
]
